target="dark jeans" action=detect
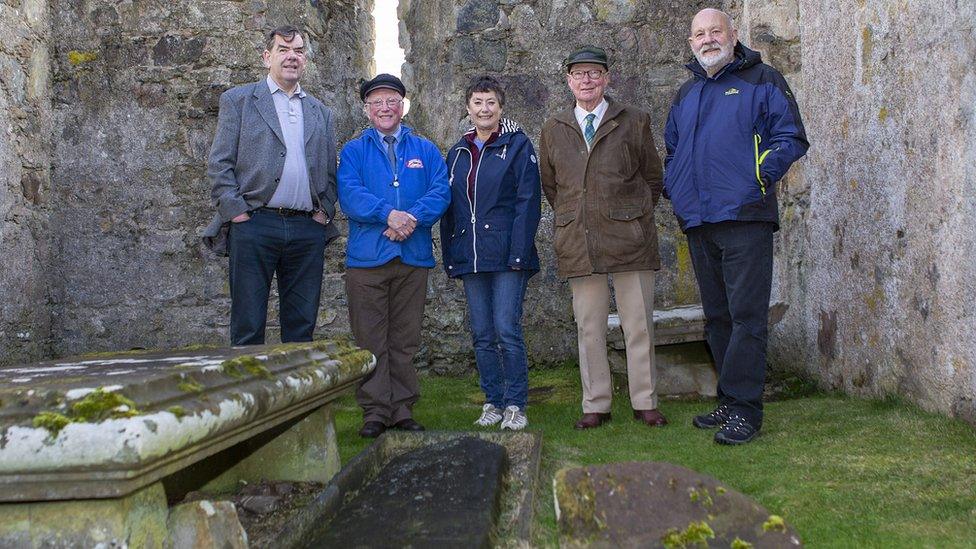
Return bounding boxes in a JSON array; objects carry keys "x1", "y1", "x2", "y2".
[
  {"x1": 461, "y1": 270, "x2": 530, "y2": 410},
  {"x1": 686, "y1": 221, "x2": 773, "y2": 425},
  {"x1": 346, "y1": 258, "x2": 429, "y2": 425},
  {"x1": 228, "y1": 209, "x2": 327, "y2": 345}
]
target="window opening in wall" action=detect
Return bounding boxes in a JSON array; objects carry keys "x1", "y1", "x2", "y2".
[{"x1": 372, "y1": 0, "x2": 410, "y2": 114}]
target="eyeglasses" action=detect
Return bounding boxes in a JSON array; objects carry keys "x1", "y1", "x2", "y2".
[
  {"x1": 568, "y1": 69, "x2": 606, "y2": 81},
  {"x1": 365, "y1": 98, "x2": 403, "y2": 109}
]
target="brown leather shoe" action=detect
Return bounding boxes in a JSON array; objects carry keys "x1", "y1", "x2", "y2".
[
  {"x1": 574, "y1": 412, "x2": 612, "y2": 430},
  {"x1": 633, "y1": 409, "x2": 668, "y2": 427}
]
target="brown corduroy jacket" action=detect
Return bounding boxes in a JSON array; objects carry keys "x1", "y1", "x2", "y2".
[{"x1": 539, "y1": 98, "x2": 663, "y2": 279}]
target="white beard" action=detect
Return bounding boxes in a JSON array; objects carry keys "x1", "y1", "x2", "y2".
[{"x1": 694, "y1": 42, "x2": 734, "y2": 72}]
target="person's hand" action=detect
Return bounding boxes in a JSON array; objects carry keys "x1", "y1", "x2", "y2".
[
  {"x1": 383, "y1": 228, "x2": 405, "y2": 241},
  {"x1": 387, "y1": 210, "x2": 417, "y2": 240},
  {"x1": 312, "y1": 210, "x2": 329, "y2": 225},
  {"x1": 231, "y1": 212, "x2": 250, "y2": 223}
]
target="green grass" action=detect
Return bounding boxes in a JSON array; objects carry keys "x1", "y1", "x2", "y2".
[{"x1": 333, "y1": 365, "x2": 976, "y2": 548}]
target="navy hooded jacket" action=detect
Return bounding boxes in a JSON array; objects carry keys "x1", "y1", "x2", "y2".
[
  {"x1": 440, "y1": 119, "x2": 541, "y2": 278},
  {"x1": 664, "y1": 43, "x2": 809, "y2": 232}
]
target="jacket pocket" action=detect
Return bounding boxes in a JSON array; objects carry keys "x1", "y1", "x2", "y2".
[
  {"x1": 608, "y1": 205, "x2": 643, "y2": 222},
  {"x1": 554, "y1": 201, "x2": 578, "y2": 227},
  {"x1": 753, "y1": 132, "x2": 773, "y2": 197}
]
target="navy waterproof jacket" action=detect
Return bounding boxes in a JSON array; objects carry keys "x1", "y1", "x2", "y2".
[
  {"x1": 338, "y1": 125, "x2": 450, "y2": 268},
  {"x1": 440, "y1": 119, "x2": 542, "y2": 278},
  {"x1": 664, "y1": 43, "x2": 808, "y2": 232}
]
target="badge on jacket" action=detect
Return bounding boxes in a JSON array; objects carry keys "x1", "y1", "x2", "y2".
[{"x1": 407, "y1": 158, "x2": 424, "y2": 168}]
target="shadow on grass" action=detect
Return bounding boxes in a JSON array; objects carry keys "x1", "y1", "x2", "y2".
[{"x1": 334, "y1": 364, "x2": 976, "y2": 548}]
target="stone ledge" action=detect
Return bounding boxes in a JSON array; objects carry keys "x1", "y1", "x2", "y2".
[
  {"x1": 608, "y1": 301, "x2": 789, "y2": 346},
  {"x1": 0, "y1": 340, "x2": 374, "y2": 502}
]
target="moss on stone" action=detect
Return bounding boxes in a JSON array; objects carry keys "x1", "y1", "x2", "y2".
[
  {"x1": 178, "y1": 377, "x2": 204, "y2": 393},
  {"x1": 220, "y1": 355, "x2": 273, "y2": 379},
  {"x1": 79, "y1": 343, "x2": 220, "y2": 360},
  {"x1": 688, "y1": 486, "x2": 713, "y2": 508},
  {"x1": 731, "y1": 538, "x2": 754, "y2": 549},
  {"x1": 762, "y1": 515, "x2": 786, "y2": 533},
  {"x1": 554, "y1": 469, "x2": 601, "y2": 537},
  {"x1": 662, "y1": 520, "x2": 715, "y2": 548},
  {"x1": 167, "y1": 406, "x2": 187, "y2": 419},
  {"x1": 67, "y1": 50, "x2": 98, "y2": 65},
  {"x1": 32, "y1": 412, "x2": 71, "y2": 436},
  {"x1": 71, "y1": 388, "x2": 139, "y2": 421}
]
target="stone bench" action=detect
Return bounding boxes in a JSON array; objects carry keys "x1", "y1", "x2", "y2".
[
  {"x1": 608, "y1": 302, "x2": 788, "y2": 398},
  {"x1": 0, "y1": 339, "x2": 374, "y2": 548}
]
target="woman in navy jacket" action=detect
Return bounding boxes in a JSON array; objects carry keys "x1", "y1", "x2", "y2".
[{"x1": 440, "y1": 75, "x2": 541, "y2": 430}]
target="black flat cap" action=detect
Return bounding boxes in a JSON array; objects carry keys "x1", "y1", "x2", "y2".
[
  {"x1": 563, "y1": 45, "x2": 609, "y2": 71},
  {"x1": 360, "y1": 73, "x2": 406, "y2": 101}
]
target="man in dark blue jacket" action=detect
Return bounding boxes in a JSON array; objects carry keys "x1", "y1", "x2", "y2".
[
  {"x1": 338, "y1": 74, "x2": 450, "y2": 438},
  {"x1": 664, "y1": 9, "x2": 808, "y2": 444}
]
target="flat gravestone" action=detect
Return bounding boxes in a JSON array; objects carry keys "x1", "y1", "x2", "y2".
[
  {"x1": 309, "y1": 437, "x2": 508, "y2": 548},
  {"x1": 554, "y1": 462, "x2": 802, "y2": 548}
]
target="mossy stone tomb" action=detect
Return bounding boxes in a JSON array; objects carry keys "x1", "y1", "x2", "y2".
[{"x1": 0, "y1": 340, "x2": 374, "y2": 547}]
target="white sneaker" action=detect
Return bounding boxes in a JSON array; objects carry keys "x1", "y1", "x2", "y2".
[
  {"x1": 500, "y1": 405, "x2": 527, "y2": 430},
  {"x1": 475, "y1": 403, "x2": 503, "y2": 426}
]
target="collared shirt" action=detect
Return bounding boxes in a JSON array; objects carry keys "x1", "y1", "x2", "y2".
[
  {"x1": 265, "y1": 75, "x2": 314, "y2": 211},
  {"x1": 374, "y1": 125, "x2": 403, "y2": 155},
  {"x1": 574, "y1": 98, "x2": 609, "y2": 135}
]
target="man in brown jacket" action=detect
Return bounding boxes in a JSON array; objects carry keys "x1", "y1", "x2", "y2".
[{"x1": 539, "y1": 45, "x2": 666, "y2": 430}]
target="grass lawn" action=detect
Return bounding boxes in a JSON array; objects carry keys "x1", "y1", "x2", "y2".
[{"x1": 333, "y1": 365, "x2": 976, "y2": 548}]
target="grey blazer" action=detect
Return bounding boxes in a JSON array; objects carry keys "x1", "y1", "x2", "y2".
[{"x1": 202, "y1": 80, "x2": 339, "y2": 254}]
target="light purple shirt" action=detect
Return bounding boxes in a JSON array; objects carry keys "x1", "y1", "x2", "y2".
[{"x1": 265, "y1": 75, "x2": 314, "y2": 211}]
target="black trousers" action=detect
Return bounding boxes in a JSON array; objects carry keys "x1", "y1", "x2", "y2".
[{"x1": 686, "y1": 221, "x2": 774, "y2": 425}]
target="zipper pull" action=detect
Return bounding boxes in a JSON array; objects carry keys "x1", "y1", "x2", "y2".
[{"x1": 470, "y1": 215, "x2": 476, "y2": 223}]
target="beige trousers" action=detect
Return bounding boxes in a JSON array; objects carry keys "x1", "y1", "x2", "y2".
[{"x1": 570, "y1": 270, "x2": 657, "y2": 413}]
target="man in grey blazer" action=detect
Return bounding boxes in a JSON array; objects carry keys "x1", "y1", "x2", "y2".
[{"x1": 203, "y1": 25, "x2": 339, "y2": 345}]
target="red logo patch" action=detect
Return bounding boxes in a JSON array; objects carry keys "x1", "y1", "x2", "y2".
[{"x1": 407, "y1": 159, "x2": 424, "y2": 168}]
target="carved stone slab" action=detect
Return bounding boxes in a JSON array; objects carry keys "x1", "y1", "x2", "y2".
[{"x1": 0, "y1": 340, "x2": 374, "y2": 502}]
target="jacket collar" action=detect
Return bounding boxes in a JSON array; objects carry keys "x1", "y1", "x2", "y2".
[
  {"x1": 553, "y1": 96, "x2": 625, "y2": 137},
  {"x1": 685, "y1": 42, "x2": 762, "y2": 79},
  {"x1": 363, "y1": 124, "x2": 414, "y2": 146}
]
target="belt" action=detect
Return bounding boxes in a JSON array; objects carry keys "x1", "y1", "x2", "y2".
[{"x1": 259, "y1": 207, "x2": 313, "y2": 217}]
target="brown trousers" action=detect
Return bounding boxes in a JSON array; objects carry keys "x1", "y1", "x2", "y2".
[{"x1": 345, "y1": 258, "x2": 429, "y2": 425}]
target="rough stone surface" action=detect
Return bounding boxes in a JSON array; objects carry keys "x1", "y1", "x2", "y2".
[
  {"x1": 554, "y1": 461, "x2": 802, "y2": 548},
  {"x1": 166, "y1": 500, "x2": 248, "y2": 549},
  {"x1": 743, "y1": 0, "x2": 976, "y2": 419},
  {"x1": 281, "y1": 431, "x2": 542, "y2": 547},
  {"x1": 309, "y1": 436, "x2": 508, "y2": 547},
  {"x1": 0, "y1": 0, "x2": 54, "y2": 367}
]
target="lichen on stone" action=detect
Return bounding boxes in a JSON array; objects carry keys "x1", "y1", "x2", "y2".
[
  {"x1": 762, "y1": 514, "x2": 787, "y2": 533},
  {"x1": 731, "y1": 537, "x2": 754, "y2": 549},
  {"x1": 178, "y1": 377, "x2": 204, "y2": 393},
  {"x1": 661, "y1": 520, "x2": 715, "y2": 548},
  {"x1": 67, "y1": 50, "x2": 98, "y2": 66},
  {"x1": 220, "y1": 355, "x2": 273, "y2": 379},
  {"x1": 70, "y1": 388, "x2": 139, "y2": 422},
  {"x1": 32, "y1": 412, "x2": 71, "y2": 436}
]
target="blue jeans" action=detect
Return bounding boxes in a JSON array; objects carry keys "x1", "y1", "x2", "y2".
[
  {"x1": 686, "y1": 221, "x2": 774, "y2": 426},
  {"x1": 228, "y1": 209, "x2": 327, "y2": 345},
  {"x1": 461, "y1": 270, "x2": 530, "y2": 410}
]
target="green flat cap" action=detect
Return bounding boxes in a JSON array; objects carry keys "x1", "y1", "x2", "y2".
[{"x1": 563, "y1": 45, "x2": 609, "y2": 71}]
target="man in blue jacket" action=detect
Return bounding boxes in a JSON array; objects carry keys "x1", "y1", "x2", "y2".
[
  {"x1": 665, "y1": 9, "x2": 808, "y2": 444},
  {"x1": 338, "y1": 74, "x2": 451, "y2": 438}
]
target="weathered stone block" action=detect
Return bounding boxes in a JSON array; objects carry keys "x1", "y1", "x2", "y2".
[
  {"x1": 166, "y1": 500, "x2": 248, "y2": 549},
  {"x1": 554, "y1": 462, "x2": 802, "y2": 548}
]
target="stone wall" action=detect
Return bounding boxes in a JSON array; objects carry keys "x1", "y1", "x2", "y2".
[
  {"x1": 0, "y1": 0, "x2": 53, "y2": 365},
  {"x1": 758, "y1": 0, "x2": 976, "y2": 420},
  {"x1": 401, "y1": 0, "x2": 716, "y2": 369},
  {"x1": 46, "y1": 0, "x2": 372, "y2": 357}
]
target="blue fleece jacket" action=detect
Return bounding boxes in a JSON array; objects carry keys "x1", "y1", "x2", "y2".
[
  {"x1": 338, "y1": 125, "x2": 450, "y2": 268},
  {"x1": 664, "y1": 43, "x2": 809, "y2": 232}
]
